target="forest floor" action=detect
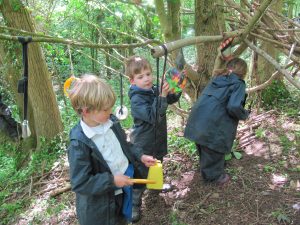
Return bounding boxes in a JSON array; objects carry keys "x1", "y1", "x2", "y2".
[{"x1": 10, "y1": 110, "x2": 300, "y2": 225}]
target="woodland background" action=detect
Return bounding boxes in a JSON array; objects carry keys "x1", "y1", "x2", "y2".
[{"x1": 0, "y1": 0, "x2": 299, "y2": 224}]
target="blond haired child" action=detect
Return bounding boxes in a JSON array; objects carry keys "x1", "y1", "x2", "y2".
[{"x1": 67, "y1": 74, "x2": 155, "y2": 225}]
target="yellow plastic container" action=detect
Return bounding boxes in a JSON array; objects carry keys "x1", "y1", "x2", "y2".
[
  {"x1": 146, "y1": 160, "x2": 163, "y2": 190},
  {"x1": 63, "y1": 76, "x2": 78, "y2": 96}
]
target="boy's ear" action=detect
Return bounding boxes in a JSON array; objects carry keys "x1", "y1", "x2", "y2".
[
  {"x1": 81, "y1": 107, "x2": 89, "y2": 115},
  {"x1": 129, "y1": 78, "x2": 135, "y2": 85}
]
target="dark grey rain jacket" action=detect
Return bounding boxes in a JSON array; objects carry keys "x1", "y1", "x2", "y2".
[
  {"x1": 128, "y1": 85, "x2": 181, "y2": 160},
  {"x1": 67, "y1": 115, "x2": 143, "y2": 225},
  {"x1": 184, "y1": 73, "x2": 249, "y2": 153}
]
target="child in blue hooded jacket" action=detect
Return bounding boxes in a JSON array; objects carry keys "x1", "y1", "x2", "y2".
[
  {"x1": 184, "y1": 58, "x2": 249, "y2": 185},
  {"x1": 125, "y1": 56, "x2": 181, "y2": 222}
]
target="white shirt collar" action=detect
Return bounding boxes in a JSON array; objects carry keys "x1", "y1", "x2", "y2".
[{"x1": 80, "y1": 119, "x2": 113, "y2": 139}]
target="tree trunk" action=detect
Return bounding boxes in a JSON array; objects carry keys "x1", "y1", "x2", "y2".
[
  {"x1": 154, "y1": 0, "x2": 181, "y2": 61},
  {"x1": 0, "y1": 0, "x2": 63, "y2": 149},
  {"x1": 194, "y1": 0, "x2": 225, "y2": 99}
]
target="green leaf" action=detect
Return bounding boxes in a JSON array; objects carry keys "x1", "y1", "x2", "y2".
[
  {"x1": 225, "y1": 153, "x2": 232, "y2": 161},
  {"x1": 233, "y1": 151, "x2": 242, "y2": 160},
  {"x1": 277, "y1": 213, "x2": 290, "y2": 223}
]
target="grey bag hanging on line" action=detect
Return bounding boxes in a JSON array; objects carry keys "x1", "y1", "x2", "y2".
[{"x1": 17, "y1": 36, "x2": 32, "y2": 138}]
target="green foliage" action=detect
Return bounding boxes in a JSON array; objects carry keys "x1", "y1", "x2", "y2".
[
  {"x1": 46, "y1": 198, "x2": 68, "y2": 216},
  {"x1": 225, "y1": 141, "x2": 242, "y2": 161},
  {"x1": 120, "y1": 115, "x2": 133, "y2": 130},
  {"x1": 10, "y1": 0, "x2": 22, "y2": 11},
  {"x1": 279, "y1": 135, "x2": 293, "y2": 153},
  {"x1": 261, "y1": 80, "x2": 290, "y2": 108},
  {"x1": 169, "y1": 210, "x2": 188, "y2": 225},
  {"x1": 225, "y1": 167, "x2": 243, "y2": 181},
  {"x1": 255, "y1": 127, "x2": 266, "y2": 139},
  {"x1": 263, "y1": 164, "x2": 276, "y2": 173},
  {"x1": 260, "y1": 79, "x2": 300, "y2": 122},
  {"x1": 271, "y1": 209, "x2": 290, "y2": 223},
  {"x1": 0, "y1": 133, "x2": 67, "y2": 223},
  {"x1": 59, "y1": 99, "x2": 79, "y2": 133},
  {"x1": 0, "y1": 200, "x2": 24, "y2": 224},
  {"x1": 168, "y1": 128, "x2": 196, "y2": 155}
]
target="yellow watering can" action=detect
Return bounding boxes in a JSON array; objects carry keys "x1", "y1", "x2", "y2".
[{"x1": 130, "y1": 161, "x2": 163, "y2": 190}]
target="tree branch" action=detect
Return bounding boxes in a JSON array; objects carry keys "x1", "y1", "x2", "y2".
[
  {"x1": 244, "y1": 39, "x2": 300, "y2": 89},
  {"x1": 250, "y1": 32, "x2": 300, "y2": 53},
  {"x1": 151, "y1": 30, "x2": 243, "y2": 58},
  {"x1": 0, "y1": 33, "x2": 159, "y2": 49},
  {"x1": 239, "y1": 0, "x2": 274, "y2": 41},
  {"x1": 247, "y1": 62, "x2": 295, "y2": 93}
]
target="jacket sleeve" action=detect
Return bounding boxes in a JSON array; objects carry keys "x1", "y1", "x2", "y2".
[
  {"x1": 130, "y1": 95, "x2": 168, "y2": 125},
  {"x1": 68, "y1": 140, "x2": 115, "y2": 196},
  {"x1": 226, "y1": 82, "x2": 249, "y2": 120},
  {"x1": 167, "y1": 92, "x2": 182, "y2": 105},
  {"x1": 128, "y1": 143, "x2": 144, "y2": 162}
]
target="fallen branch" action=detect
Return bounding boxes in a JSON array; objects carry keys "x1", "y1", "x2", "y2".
[
  {"x1": 239, "y1": 136, "x2": 256, "y2": 145},
  {"x1": 237, "y1": 122, "x2": 261, "y2": 132},
  {"x1": 239, "y1": 132, "x2": 255, "y2": 141},
  {"x1": 239, "y1": 139, "x2": 256, "y2": 148},
  {"x1": 49, "y1": 183, "x2": 71, "y2": 198}
]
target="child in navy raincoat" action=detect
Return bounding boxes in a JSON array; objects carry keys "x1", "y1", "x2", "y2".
[
  {"x1": 125, "y1": 56, "x2": 181, "y2": 222},
  {"x1": 184, "y1": 58, "x2": 249, "y2": 185}
]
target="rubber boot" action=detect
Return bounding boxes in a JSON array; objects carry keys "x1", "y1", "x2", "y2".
[{"x1": 132, "y1": 188, "x2": 144, "y2": 223}]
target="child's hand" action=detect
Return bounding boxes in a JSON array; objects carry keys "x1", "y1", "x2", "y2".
[
  {"x1": 160, "y1": 81, "x2": 169, "y2": 97},
  {"x1": 141, "y1": 154, "x2": 156, "y2": 167},
  {"x1": 114, "y1": 174, "x2": 133, "y2": 187}
]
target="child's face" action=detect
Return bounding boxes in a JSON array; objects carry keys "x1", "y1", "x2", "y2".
[
  {"x1": 82, "y1": 107, "x2": 112, "y2": 127},
  {"x1": 130, "y1": 68, "x2": 153, "y2": 90}
]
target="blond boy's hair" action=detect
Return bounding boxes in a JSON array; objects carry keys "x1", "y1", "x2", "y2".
[
  {"x1": 125, "y1": 56, "x2": 152, "y2": 79},
  {"x1": 68, "y1": 74, "x2": 116, "y2": 115}
]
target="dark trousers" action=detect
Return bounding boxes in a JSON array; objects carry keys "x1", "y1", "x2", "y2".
[
  {"x1": 196, "y1": 144, "x2": 225, "y2": 181},
  {"x1": 115, "y1": 194, "x2": 127, "y2": 225}
]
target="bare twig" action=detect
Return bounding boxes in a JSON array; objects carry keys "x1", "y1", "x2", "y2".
[
  {"x1": 244, "y1": 39, "x2": 300, "y2": 89},
  {"x1": 49, "y1": 183, "x2": 71, "y2": 198}
]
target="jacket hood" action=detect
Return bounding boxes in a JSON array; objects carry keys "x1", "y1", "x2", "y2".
[
  {"x1": 128, "y1": 85, "x2": 156, "y2": 99},
  {"x1": 211, "y1": 73, "x2": 244, "y2": 88}
]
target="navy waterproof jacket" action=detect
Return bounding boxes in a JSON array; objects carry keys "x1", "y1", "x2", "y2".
[
  {"x1": 128, "y1": 85, "x2": 181, "y2": 161},
  {"x1": 184, "y1": 73, "x2": 249, "y2": 153},
  {"x1": 67, "y1": 115, "x2": 143, "y2": 225}
]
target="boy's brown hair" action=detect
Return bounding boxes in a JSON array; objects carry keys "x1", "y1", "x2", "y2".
[
  {"x1": 125, "y1": 56, "x2": 152, "y2": 79},
  {"x1": 68, "y1": 74, "x2": 116, "y2": 115},
  {"x1": 214, "y1": 58, "x2": 247, "y2": 79}
]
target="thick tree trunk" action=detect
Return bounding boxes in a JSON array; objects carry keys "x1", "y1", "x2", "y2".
[
  {"x1": 194, "y1": 0, "x2": 225, "y2": 99},
  {"x1": 0, "y1": 0, "x2": 63, "y2": 148}
]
